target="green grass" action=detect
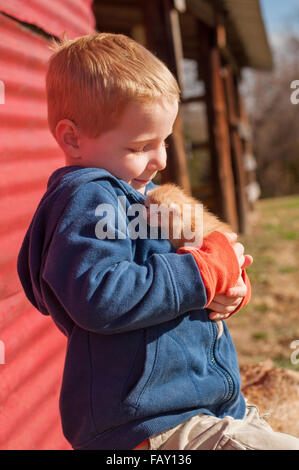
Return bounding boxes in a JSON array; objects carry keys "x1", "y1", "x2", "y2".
[
  {"x1": 278, "y1": 266, "x2": 298, "y2": 274},
  {"x1": 251, "y1": 332, "x2": 269, "y2": 340},
  {"x1": 274, "y1": 356, "x2": 299, "y2": 371},
  {"x1": 230, "y1": 194, "x2": 299, "y2": 369},
  {"x1": 255, "y1": 303, "x2": 269, "y2": 314},
  {"x1": 239, "y1": 195, "x2": 299, "y2": 285}
]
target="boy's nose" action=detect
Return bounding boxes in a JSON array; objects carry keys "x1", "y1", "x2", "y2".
[{"x1": 147, "y1": 148, "x2": 167, "y2": 171}]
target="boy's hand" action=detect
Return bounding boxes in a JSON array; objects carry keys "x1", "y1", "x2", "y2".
[
  {"x1": 208, "y1": 274, "x2": 247, "y2": 320},
  {"x1": 177, "y1": 231, "x2": 252, "y2": 311},
  {"x1": 223, "y1": 232, "x2": 253, "y2": 270},
  {"x1": 208, "y1": 242, "x2": 253, "y2": 321}
]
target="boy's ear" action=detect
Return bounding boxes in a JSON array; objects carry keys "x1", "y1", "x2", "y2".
[{"x1": 55, "y1": 119, "x2": 82, "y2": 160}]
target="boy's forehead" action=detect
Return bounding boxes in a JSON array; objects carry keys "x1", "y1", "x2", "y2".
[{"x1": 118, "y1": 99, "x2": 178, "y2": 140}]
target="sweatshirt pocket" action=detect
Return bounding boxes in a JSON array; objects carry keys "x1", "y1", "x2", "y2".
[
  {"x1": 122, "y1": 320, "x2": 203, "y2": 416},
  {"x1": 122, "y1": 328, "x2": 159, "y2": 410}
]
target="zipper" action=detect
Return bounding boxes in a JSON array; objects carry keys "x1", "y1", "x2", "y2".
[{"x1": 210, "y1": 321, "x2": 234, "y2": 402}]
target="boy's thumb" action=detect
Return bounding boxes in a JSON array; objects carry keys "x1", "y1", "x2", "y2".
[{"x1": 242, "y1": 254, "x2": 253, "y2": 269}]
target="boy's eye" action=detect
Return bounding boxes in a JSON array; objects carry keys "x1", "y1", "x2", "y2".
[
  {"x1": 127, "y1": 148, "x2": 144, "y2": 154},
  {"x1": 127, "y1": 142, "x2": 169, "y2": 153}
]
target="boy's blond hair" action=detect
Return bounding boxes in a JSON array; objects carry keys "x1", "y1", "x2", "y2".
[{"x1": 46, "y1": 32, "x2": 180, "y2": 138}]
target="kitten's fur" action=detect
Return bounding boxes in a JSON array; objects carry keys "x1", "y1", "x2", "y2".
[{"x1": 145, "y1": 183, "x2": 232, "y2": 249}]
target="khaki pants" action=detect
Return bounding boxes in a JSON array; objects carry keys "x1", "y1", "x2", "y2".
[{"x1": 137, "y1": 404, "x2": 299, "y2": 450}]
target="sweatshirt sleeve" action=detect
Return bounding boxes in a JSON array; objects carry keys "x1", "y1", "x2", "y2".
[
  {"x1": 42, "y1": 182, "x2": 208, "y2": 334},
  {"x1": 178, "y1": 232, "x2": 252, "y2": 318},
  {"x1": 177, "y1": 231, "x2": 241, "y2": 307}
]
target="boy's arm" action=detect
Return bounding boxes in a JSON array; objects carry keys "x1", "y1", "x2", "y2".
[
  {"x1": 42, "y1": 183, "x2": 208, "y2": 334},
  {"x1": 42, "y1": 184, "x2": 240, "y2": 334}
]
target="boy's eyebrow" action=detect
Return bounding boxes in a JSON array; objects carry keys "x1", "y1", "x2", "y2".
[
  {"x1": 128, "y1": 139, "x2": 154, "y2": 145},
  {"x1": 127, "y1": 140, "x2": 157, "y2": 147}
]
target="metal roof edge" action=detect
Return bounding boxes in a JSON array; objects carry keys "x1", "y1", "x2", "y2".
[
  {"x1": 222, "y1": 0, "x2": 273, "y2": 71},
  {"x1": 186, "y1": 0, "x2": 273, "y2": 71}
]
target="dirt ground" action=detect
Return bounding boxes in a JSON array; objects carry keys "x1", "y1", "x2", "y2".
[
  {"x1": 228, "y1": 195, "x2": 299, "y2": 370},
  {"x1": 240, "y1": 359, "x2": 299, "y2": 438},
  {"x1": 225, "y1": 195, "x2": 299, "y2": 439}
]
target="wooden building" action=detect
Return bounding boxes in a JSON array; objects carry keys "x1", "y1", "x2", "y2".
[
  {"x1": 93, "y1": 0, "x2": 273, "y2": 233},
  {"x1": 0, "y1": 0, "x2": 272, "y2": 450}
]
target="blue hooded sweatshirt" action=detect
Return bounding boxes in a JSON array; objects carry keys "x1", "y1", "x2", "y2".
[{"x1": 17, "y1": 166, "x2": 246, "y2": 450}]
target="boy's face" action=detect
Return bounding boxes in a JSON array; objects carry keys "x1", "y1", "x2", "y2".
[{"x1": 77, "y1": 98, "x2": 178, "y2": 194}]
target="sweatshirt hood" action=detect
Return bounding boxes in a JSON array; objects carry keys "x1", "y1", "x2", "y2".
[{"x1": 17, "y1": 165, "x2": 154, "y2": 316}]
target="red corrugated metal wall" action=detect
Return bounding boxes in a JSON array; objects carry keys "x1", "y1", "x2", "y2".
[{"x1": 0, "y1": 0, "x2": 95, "y2": 450}]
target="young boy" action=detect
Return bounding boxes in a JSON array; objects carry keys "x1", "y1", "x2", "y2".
[{"x1": 17, "y1": 33, "x2": 299, "y2": 450}]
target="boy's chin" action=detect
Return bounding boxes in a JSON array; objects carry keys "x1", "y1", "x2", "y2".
[
  {"x1": 132, "y1": 185, "x2": 146, "y2": 194},
  {"x1": 130, "y1": 178, "x2": 150, "y2": 193}
]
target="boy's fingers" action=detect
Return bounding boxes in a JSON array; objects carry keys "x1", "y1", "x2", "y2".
[
  {"x1": 227, "y1": 281, "x2": 247, "y2": 297},
  {"x1": 223, "y1": 233, "x2": 246, "y2": 269},
  {"x1": 211, "y1": 294, "x2": 243, "y2": 306},
  {"x1": 209, "y1": 312, "x2": 231, "y2": 320},
  {"x1": 242, "y1": 254, "x2": 253, "y2": 269},
  {"x1": 223, "y1": 233, "x2": 253, "y2": 271},
  {"x1": 223, "y1": 232, "x2": 238, "y2": 243},
  {"x1": 208, "y1": 299, "x2": 242, "y2": 313},
  {"x1": 233, "y1": 242, "x2": 245, "y2": 268}
]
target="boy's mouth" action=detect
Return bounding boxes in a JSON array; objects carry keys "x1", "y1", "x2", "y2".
[
  {"x1": 134, "y1": 178, "x2": 151, "y2": 184},
  {"x1": 134, "y1": 173, "x2": 156, "y2": 185}
]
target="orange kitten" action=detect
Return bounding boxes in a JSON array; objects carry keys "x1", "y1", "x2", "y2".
[{"x1": 145, "y1": 183, "x2": 232, "y2": 249}]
